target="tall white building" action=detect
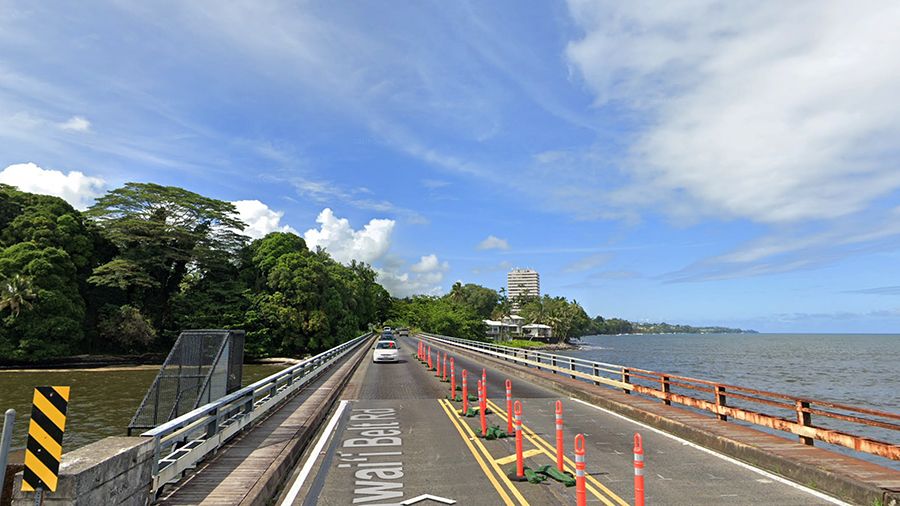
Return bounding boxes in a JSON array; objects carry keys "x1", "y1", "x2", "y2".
[{"x1": 507, "y1": 268, "x2": 540, "y2": 308}]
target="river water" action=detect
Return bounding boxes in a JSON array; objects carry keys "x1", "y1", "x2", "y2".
[
  {"x1": 0, "y1": 363, "x2": 285, "y2": 453},
  {"x1": 557, "y1": 333, "x2": 899, "y2": 468}
]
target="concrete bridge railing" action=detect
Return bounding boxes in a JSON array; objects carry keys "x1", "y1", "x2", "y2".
[{"x1": 419, "y1": 332, "x2": 900, "y2": 463}]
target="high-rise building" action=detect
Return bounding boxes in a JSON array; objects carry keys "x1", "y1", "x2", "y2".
[{"x1": 507, "y1": 268, "x2": 539, "y2": 309}]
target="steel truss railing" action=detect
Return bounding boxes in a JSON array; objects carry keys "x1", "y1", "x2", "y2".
[
  {"x1": 142, "y1": 332, "x2": 372, "y2": 493},
  {"x1": 421, "y1": 333, "x2": 899, "y2": 462}
]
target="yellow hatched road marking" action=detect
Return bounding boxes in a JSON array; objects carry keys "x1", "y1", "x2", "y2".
[
  {"x1": 436, "y1": 400, "x2": 516, "y2": 506},
  {"x1": 32, "y1": 389, "x2": 66, "y2": 431},
  {"x1": 23, "y1": 450, "x2": 58, "y2": 491},
  {"x1": 439, "y1": 399, "x2": 530, "y2": 506},
  {"x1": 486, "y1": 399, "x2": 630, "y2": 506},
  {"x1": 495, "y1": 448, "x2": 543, "y2": 466}
]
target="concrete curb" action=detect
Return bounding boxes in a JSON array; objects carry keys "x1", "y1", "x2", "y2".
[
  {"x1": 430, "y1": 337, "x2": 900, "y2": 506},
  {"x1": 239, "y1": 337, "x2": 374, "y2": 506}
]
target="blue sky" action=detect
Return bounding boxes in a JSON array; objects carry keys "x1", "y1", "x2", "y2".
[{"x1": 2, "y1": 1, "x2": 900, "y2": 332}]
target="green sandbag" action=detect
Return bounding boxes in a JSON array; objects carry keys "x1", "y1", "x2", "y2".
[
  {"x1": 523, "y1": 467, "x2": 548, "y2": 484},
  {"x1": 535, "y1": 464, "x2": 576, "y2": 487},
  {"x1": 484, "y1": 425, "x2": 508, "y2": 440},
  {"x1": 461, "y1": 407, "x2": 479, "y2": 417},
  {"x1": 448, "y1": 394, "x2": 462, "y2": 402}
]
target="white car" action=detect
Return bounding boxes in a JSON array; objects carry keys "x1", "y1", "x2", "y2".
[{"x1": 373, "y1": 340, "x2": 399, "y2": 363}]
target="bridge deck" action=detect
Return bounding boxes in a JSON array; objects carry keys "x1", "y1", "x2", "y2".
[{"x1": 278, "y1": 335, "x2": 851, "y2": 505}]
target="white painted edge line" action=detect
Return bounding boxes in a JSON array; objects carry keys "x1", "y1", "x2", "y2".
[
  {"x1": 280, "y1": 399, "x2": 350, "y2": 506},
  {"x1": 569, "y1": 397, "x2": 852, "y2": 506}
]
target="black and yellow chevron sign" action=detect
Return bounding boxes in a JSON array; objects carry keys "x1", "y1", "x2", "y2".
[{"x1": 21, "y1": 386, "x2": 70, "y2": 493}]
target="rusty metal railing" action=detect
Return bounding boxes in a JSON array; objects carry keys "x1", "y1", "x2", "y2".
[{"x1": 421, "y1": 333, "x2": 900, "y2": 462}]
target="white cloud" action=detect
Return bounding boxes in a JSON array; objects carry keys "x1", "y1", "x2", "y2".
[
  {"x1": 0, "y1": 162, "x2": 105, "y2": 209},
  {"x1": 411, "y1": 254, "x2": 449, "y2": 273},
  {"x1": 59, "y1": 116, "x2": 91, "y2": 132},
  {"x1": 299, "y1": 208, "x2": 448, "y2": 296},
  {"x1": 376, "y1": 253, "x2": 449, "y2": 298},
  {"x1": 565, "y1": 0, "x2": 900, "y2": 224},
  {"x1": 303, "y1": 208, "x2": 394, "y2": 264},
  {"x1": 231, "y1": 199, "x2": 297, "y2": 239},
  {"x1": 477, "y1": 235, "x2": 509, "y2": 251}
]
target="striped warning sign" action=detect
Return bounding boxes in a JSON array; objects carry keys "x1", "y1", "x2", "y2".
[{"x1": 21, "y1": 386, "x2": 70, "y2": 493}]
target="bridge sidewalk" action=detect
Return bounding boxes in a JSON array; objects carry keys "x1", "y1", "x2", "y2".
[
  {"x1": 427, "y1": 336, "x2": 900, "y2": 506},
  {"x1": 156, "y1": 339, "x2": 371, "y2": 506}
]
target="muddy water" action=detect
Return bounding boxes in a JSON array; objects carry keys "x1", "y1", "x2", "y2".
[{"x1": 0, "y1": 363, "x2": 285, "y2": 452}]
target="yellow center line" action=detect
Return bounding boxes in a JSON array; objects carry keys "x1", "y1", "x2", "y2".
[
  {"x1": 486, "y1": 399, "x2": 630, "y2": 506},
  {"x1": 436, "y1": 399, "x2": 517, "y2": 506},
  {"x1": 439, "y1": 399, "x2": 530, "y2": 506}
]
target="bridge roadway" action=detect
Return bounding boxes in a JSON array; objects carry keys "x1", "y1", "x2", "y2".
[{"x1": 278, "y1": 335, "x2": 846, "y2": 505}]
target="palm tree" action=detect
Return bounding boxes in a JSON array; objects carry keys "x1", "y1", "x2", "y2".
[{"x1": 0, "y1": 274, "x2": 37, "y2": 318}]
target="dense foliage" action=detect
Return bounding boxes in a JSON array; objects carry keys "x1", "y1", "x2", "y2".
[{"x1": 0, "y1": 184, "x2": 389, "y2": 361}]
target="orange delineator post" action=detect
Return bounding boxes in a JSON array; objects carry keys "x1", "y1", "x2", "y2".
[
  {"x1": 462, "y1": 370, "x2": 469, "y2": 413},
  {"x1": 555, "y1": 400, "x2": 564, "y2": 472},
  {"x1": 575, "y1": 434, "x2": 586, "y2": 506},
  {"x1": 514, "y1": 401, "x2": 524, "y2": 479},
  {"x1": 435, "y1": 351, "x2": 442, "y2": 377},
  {"x1": 450, "y1": 358, "x2": 456, "y2": 399},
  {"x1": 634, "y1": 433, "x2": 645, "y2": 506},
  {"x1": 505, "y1": 379, "x2": 513, "y2": 433},
  {"x1": 442, "y1": 354, "x2": 448, "y2": 381},
  {"x1": 478, "y1": 380, "x2": 487, "y2": 436},
  {"x1": 428, "y1": 350, "x2": 433, "y2": 370}
]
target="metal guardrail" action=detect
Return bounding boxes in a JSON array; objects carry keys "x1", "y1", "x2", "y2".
[
  {"x1": 142, "y1": 332, "x2": 372, "y2": 493},
  {"x1": 421, "y1": 332, "x2": 900, "y2": 462}
]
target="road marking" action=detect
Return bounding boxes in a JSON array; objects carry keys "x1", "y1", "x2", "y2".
[
  {"x1": 495, "y1": 448, "x2": 543, "y2": 466},
  {"x1": 401, "y1": 493, "x2": 456, "y2": 504},
  {"x1": 441, "y1": 399, "x2": 531, "y2": 506},
  {"x1": 569, "y1": 397, "x2": 853, "y2": 506},
  {"x1": 436, "y1": 399, "x2": 518, "y2": 506},
  {"x1": 485, "y1": 399, "x2": 625, "y2": 506},
  {"x1": 281, "y1": 400, "x2": 349, "y2": 506}
]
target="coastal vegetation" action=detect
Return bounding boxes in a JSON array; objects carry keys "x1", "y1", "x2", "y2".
[{"x1": 0, "y1": 183, "x2": 389, "y2": 361}]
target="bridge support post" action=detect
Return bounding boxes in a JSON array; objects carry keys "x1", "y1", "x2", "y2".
[
  {"x1": 661, "y1": 376, "x2": 671, "y2": 406},
  {"x1": 622, "y1": 368, "x2": 631, "y2": 394},
  {"x1": 796, "y1": 400, "x2": 814, "y2": 446},
  {"x1": 715, "y1": 385, "x2": 727, "y2": 421}
]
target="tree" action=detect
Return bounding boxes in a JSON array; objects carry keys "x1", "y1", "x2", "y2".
[
  {"x1": 0, "y1": 274, "x2": 36, "y2": 317},
  {"x1": 0, "y1": 242, "x2": 84, "y2": 358},
  {"x1": 97, "y1": 304, "x2": 156, "y2": 352},
  {"x1": 87, "y1": 183, "x2": 248, "y2": 338},
  {"x1": 444, "y1": 283, "x2": 499, "y2": 319}
]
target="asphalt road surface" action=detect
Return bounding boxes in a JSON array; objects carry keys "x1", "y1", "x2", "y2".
[{"x1": 279, "y1": 336, "x2": 849, "y2": 505}]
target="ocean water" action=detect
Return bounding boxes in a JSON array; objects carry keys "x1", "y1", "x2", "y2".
[{"x1": 557, "y1": 333, "x2": 899, "y2": 468}]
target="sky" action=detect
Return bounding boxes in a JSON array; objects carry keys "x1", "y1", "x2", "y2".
[{"x1": 2, "y1": 1, "x2": 900, "y2": 332}]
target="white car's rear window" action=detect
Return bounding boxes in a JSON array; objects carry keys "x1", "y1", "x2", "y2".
[{"x1": 375, "y1": 341, "x2": 397, "y2": 349}]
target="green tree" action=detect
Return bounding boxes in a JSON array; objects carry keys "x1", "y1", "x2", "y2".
[
  {"x1": 0, "y1": 243, "x2": 84, "y2": 358},
  {"x1": 444, "y1": 283, "x2": 499, "y2": 319},
  {"x1": 97, "y1": 304, "x2": 157, "y2": 352},
  {"x1": 0, "y1": 274, "x2": 36, "y2": 317},
  {"x1": 87, "y1": 183, "x2": 248, "y2": 340}
]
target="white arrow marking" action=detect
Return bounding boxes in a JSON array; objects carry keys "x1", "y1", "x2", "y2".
[{"x1": 400, "y1": 493, "x2": 457, "y2": 505}]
